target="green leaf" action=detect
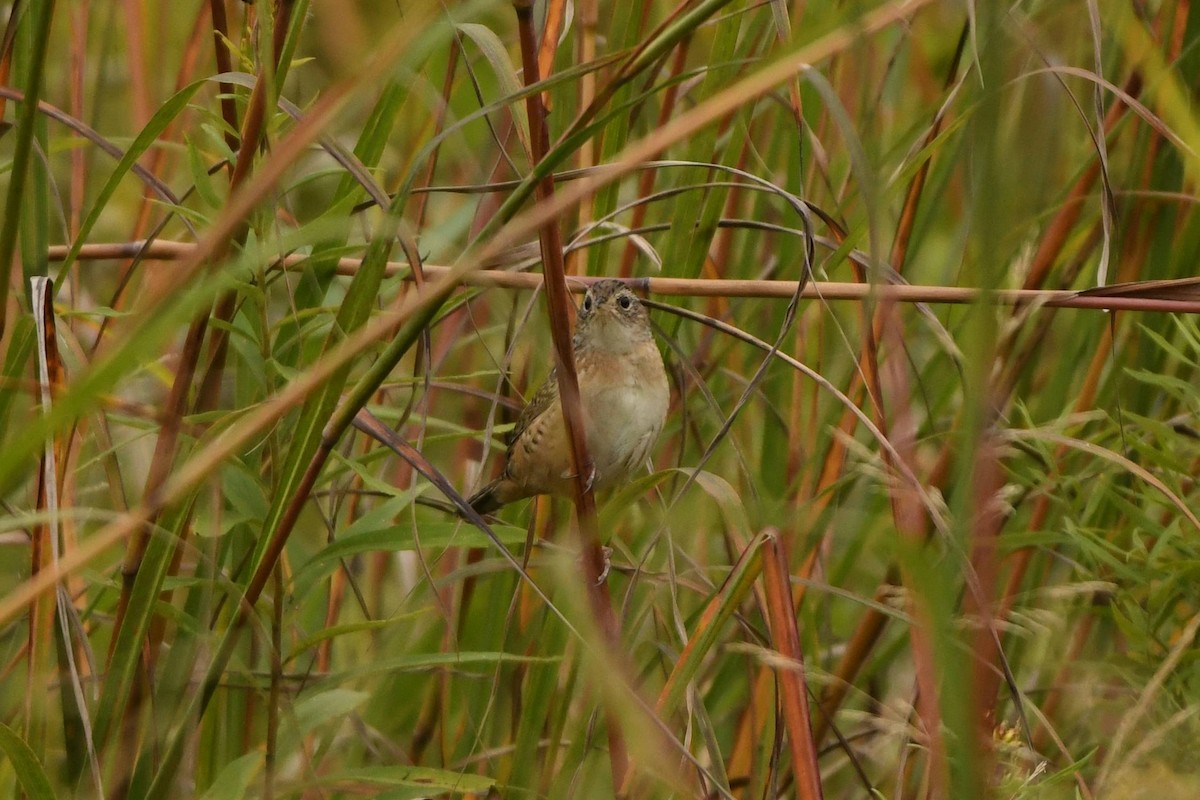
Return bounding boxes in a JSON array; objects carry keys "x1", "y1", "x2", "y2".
[
  {"x1": 186, "y1": 133, "x2": 223, "y2": 209},
  {"x1": 326, "y1": 651, "x2": 558, "y2": 684},
  {"x1": 59, "y1": 80, "x2": 204, "y2": 273},
  {"x1": 456, "y1": 23, "x2": 530, "y2": 157},
  {"x1": 322, "y1": 765, "x2": 496, "y2": 793},
  {"x1": 292, "y1": 512, "x2": 527, "y2": 597},
  {"x1": 91, "y1": 508, "x2": 192, "y2": 750},
  {"x1": 0, "y1": 316, "x2": 34, "y2": 432},
  {"x1": 198, "y1": 753, "x2": 262, "y2": 800},
  {"x1": 0, "y1": 722, "x2": 55, "y2": 800},
  {"x1": 221, "y1": 461, "x2": 270, "y2": 522},
  {"x1": 293, "y1": 689, "x2": 370, "y2": 735},
  {"x1": 286, "y1": 610, "x2": 433, "y2": 662}
]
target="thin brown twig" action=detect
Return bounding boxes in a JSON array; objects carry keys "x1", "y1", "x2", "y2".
[{"x1": 47, "y1": 240, "x2": 1200, "y2": 313}]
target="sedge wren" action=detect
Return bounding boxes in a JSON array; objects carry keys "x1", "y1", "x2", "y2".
[{"x1": 469, "y1": 280, "x2": 670, "y2": 514}]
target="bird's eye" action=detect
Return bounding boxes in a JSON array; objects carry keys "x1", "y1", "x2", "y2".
[
  {"x1": 617, "y1": 294, "x2": 633, "y2": 310},
  {"x1": 582, "y1": 295, "x2": 593, "y2": 312}
]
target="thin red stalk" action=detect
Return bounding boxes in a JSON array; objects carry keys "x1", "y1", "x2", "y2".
[
  {"x1": 193, "y1": 11, "x2": 300, "y2": 762},
  {"x1": 512, "y1": 0, "x2": 628, "y2": 785},
  {"x1": 761, "y1": 531, "x2": 823, "y2": 800},
  {"x1": 410, "y1": 41, "x2": 460, "y2": 231},
  {"x1": 574, "y1": 0, "x2": 693, "y2": 136},
  {"x1": 832, "y1": 557, "x2": 978, "y2": 800},
  {"x1": 961, "y1": 431, "x2": 1006, "y2": 771},
  {"x1": 889, "y1": 21, "x2": 968, "y2": 274},
  {"x1": 537, "y1": 0, "x2": 567, "y2": 100},
  {"x1": 209, "y1": 0, "x2": 241, "y2": 157},
  {"x1": 708, "y1": 126, "x2": 752, "y2": 278},
  {"x1": 876, "y1": 302, "x2": 948, "y2": 796},
  {"x1": 122, "y1": 0, "x2": 150, "y2": 127},
  {"x1": 197, "y1": 0, "x2": 297, "y2": 408},
  {"x1": 68, "y1": 0, "x2": 89, "y2": 239},
  {"x1": 0, "y1": 0, "x2": 20, "y2": 124}
]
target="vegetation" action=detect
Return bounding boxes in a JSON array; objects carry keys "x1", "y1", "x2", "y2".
[{"x1": 2, "y1": 0, "x2": 1200, "y2": 797}]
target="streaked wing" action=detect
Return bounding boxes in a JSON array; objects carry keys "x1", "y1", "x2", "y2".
[{"x1": 506, "y1": 368, "x2": 559, "y2": 447}]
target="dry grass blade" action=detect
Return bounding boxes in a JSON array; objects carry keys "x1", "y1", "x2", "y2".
[
  {"x1": 656, "y1": 530, "x2": 767, "y2": 719},
  {"x1": 1095, "y1": 610, "x2": 1200, "y2": 792},
  {"x1": 1079, "y1": 276, "x2": 1200, "y2": 301},
  {"x1": 31, "y1": 278, "x2": 102, "y2": 795}
]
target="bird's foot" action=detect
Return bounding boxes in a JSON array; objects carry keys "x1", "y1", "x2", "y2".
[{"x1": 595, "y1": 545, "x2": 612, "y2": 584}]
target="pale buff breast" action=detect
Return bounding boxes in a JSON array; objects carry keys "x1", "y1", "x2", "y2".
[{"x1": 578, "y1": 344, "x2": 669, "y2": 487}]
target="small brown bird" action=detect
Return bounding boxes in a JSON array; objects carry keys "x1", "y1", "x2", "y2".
[{"x1": 469, "y1": 280, "x2": 670, "y2": 514}]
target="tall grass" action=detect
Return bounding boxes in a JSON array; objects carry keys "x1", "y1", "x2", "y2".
[{"x1": 2, "y1": 0, "x2": 1200, "y2": 797}]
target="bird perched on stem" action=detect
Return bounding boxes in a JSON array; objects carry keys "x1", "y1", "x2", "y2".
[{"x1": 469, "y1": 280, "x2": 669, "y2": 514}]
